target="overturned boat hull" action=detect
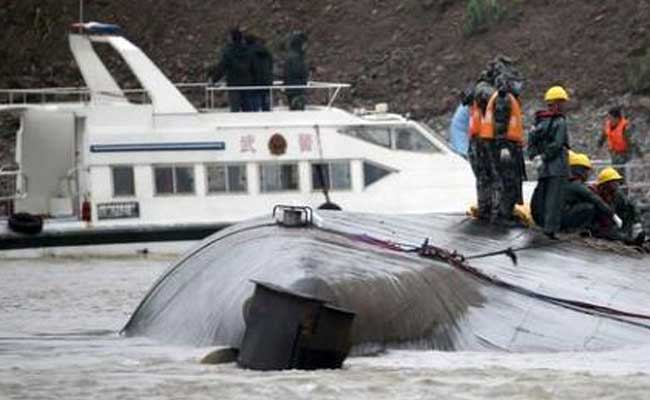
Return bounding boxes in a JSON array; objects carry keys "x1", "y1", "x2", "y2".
[{"x1": 123, "y1": 211, "x2": 650, "y2": 353}]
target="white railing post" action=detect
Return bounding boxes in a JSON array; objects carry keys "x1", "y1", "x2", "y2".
[{"x1": 269, "y1": 87, "x2": 273, "y2": 111}]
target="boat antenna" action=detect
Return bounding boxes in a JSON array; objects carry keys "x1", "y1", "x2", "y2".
[
  {"x1": 313, "y1": 125, "x2": 341, "y2": 210},
  {"x1": 78, "y1": 0, "x2": 84, "y2": 32}
]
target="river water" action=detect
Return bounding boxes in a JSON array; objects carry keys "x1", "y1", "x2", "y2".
[{"x1": 1, "y1": 249, "x2": 650, "y2": 400}]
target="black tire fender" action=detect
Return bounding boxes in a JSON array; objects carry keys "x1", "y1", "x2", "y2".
[{"x1": 8, "y1": 212, "x2": 44, "y2": 235}]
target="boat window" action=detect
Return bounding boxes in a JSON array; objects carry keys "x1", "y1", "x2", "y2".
[
  {"x1": 394, "y1": 127, "x2": 439, "y2": 152},
  {"x1": 112, "y1": 166, "x2": 135, "y2": 197},
  {"x1": 153, "y1": 165, "x2": 195, "y2": 195},
  {"x1": 259, "y1": 163, "x2": 299, "y2": 192},
  {"x1": 339, "y1": 126, "x2": 392, "y2": 148},
  {"x1": 363, "y1": 161, "x2": 393, "y2": 187},
  {"x1": 311, "y1": 161, "x2": 351, "y2": 191},
  {"x1": 206, "y1": 164, "x2": 247, "y2": 193}
]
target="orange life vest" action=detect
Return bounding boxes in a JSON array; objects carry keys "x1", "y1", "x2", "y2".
[
  {"x1": 603, "y1": 117, "x2": 629, "y2": 154},
  {"x1": 468, "y1": 102, "x2": 482, "y2": 138},
  {"x1": 479, "y1": 92, "x2": 524, "y2": 143}
]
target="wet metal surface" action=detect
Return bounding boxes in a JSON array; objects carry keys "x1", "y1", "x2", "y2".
[{"x1": 124, "y1": 211, "x2": 650, "y2": 353}]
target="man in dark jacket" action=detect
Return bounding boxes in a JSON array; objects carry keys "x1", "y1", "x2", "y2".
[
  {"x1": 561, "y1": 151, "x2": 619, "y2": 232},
  {"x1": 284, "y1": 31, "x2": 308, "y2": 110},
  {"x1": 245, "y1": 34, "x2": 274, "y2": 111},
  {"x1": 528, "y1": 86, "x2": 571, "y2": 239},
  {"x1": 209, "y1": 28, "x2": 255, "y2": 112}
]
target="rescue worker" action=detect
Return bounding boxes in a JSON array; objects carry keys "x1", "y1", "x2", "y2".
[
  {"x1": 528, "y1": 86, "x2": 571, "y2": 239},
  {"x1": 480, "y1": 78, "x2": 525, "y2": 223},
  {"x1": 245, "y1": 34, "x2": 274, "y2": 111},
  {"x1": 597, "y1": 107, "x2": 644, "y2": 172},
  {"x1": 561, "y1": 151, "x2": 619, "y2": 232},
  {"x1": 284, "y1": 31, "x2": 309, "y2": 110},
  {"x1": 592, "y1": 167, "x2": 646, "y2": 245},
  {"x1": 209, "y1": 28, "x2": 255, "y2": 112},
  {"x1": 467, "y1": 81, "x2": 498, "y2": 221}
]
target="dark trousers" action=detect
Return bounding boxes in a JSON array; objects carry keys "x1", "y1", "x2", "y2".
[
  {"x1": 495, "y1": 142, "x2": 524, "y2": 220},
  {"x1": 287, "y1": 90, "x2": 306, "y2": 110},
  {"x1": 561, "y1": 203, "x2": 595, "y2": 231},
  {"x1": 260, "y1": 90, "x2": 271, "y2": 111},
  {"x1": 469, "y1": 138, "x2": 499, "y2": 221},
  {"x1": 248, "y1": 90, "x2": 271, "y2": 111},
  {"x1": 531, "y1": 176, "x2": 566, "y2": 235},
  {"x1": 227, "y1": 91, "x2": 244, "y2": 112},
  {"x1": 228, "y1": 90, "x2": 256, "y2": 112}
]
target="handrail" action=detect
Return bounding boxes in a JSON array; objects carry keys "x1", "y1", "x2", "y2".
[
  {"x1": 204, "y1": 81, "x2": 350, "y2": 110},
  {"x1": 0, "y1": 168, "x2": 27, "y2": 201},
  {"x1": 0, "y1": 81, "x2": 351, "y2": 111}
]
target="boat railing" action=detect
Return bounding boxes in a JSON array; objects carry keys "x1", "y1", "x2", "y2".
[
  {"x1": 178, "y1": 81, "x2": 350, "y2": 111},
  {"x1": 0, "y1": 87, "x2": 91, "y2": 105},
  {"x1": 0, "y1": 165, "x2": 27, "y2": 202},
  {"x1": 0, "y1": 81, "x2": 350, "y2": 111},
  {"x1": 591, "y1": 159, "x2": 650, "y2": 202},
  {"x1": 0, "y1": 87, "x2": 153, "y2": 106}
]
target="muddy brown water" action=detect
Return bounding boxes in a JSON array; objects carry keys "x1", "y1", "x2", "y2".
[{"x1": 1, "y1": 254, "x2": 650, "y2": 399}]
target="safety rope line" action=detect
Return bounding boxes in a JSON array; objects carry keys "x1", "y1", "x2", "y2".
[
  {"x1": 567, "y1": 232, "x2": 648, "y2": 257},
  {"x1": 314, "y1": 225, "x2": 650, "y2": 328}
]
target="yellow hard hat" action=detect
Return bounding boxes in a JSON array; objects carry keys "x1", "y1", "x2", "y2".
[
  {"x1": 544, "y1": 86, "x2": 569, "y2": 102},
  {"x1": 597, "y1": 167, "x2": 623, "y2": 186},
  {"x1": 568, "y1": 151, "x2": 592, "y2": 169}
]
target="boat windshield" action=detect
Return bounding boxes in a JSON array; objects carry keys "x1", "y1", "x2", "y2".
[{"x1": 338, "y1": 125, "x2": 440, "y2": 153}]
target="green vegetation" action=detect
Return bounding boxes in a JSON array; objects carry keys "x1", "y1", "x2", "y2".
[
  {"x1": 463, "y1": 0, "x2": 518, "y2": 36},
  {"x1": 626, "y1": 50, "x2": 650, "y2": 95}
]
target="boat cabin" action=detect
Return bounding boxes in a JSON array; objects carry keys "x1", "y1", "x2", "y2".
[{"x1": 0, "y1": 23, "x2": 476, "y2": 232}]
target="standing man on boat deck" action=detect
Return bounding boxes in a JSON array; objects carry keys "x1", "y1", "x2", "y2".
[
  {"x1": 245, "y1": 34, "x2": 274, "y2": 111},
  {"x1": 284, "y1": 31, "x2": 309, "y2": 111},
  {"x1": 528, "y1": 86, "x2": 571, "y2": 239},
  {"x1": 209, "y1": 28, "x2": 255, "y2": 112}
]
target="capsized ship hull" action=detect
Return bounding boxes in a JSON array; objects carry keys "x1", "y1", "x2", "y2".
[{"x1": 123, "y1": 211, "x2": 650, "y2": 353}]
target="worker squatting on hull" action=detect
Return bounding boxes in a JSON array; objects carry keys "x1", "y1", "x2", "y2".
[
  {"x1": 591, "y1": 167, "x2": 646, "y2": 245},
  {"x1": 560, "y1": 151, "x2": 620, "y2": 233}
]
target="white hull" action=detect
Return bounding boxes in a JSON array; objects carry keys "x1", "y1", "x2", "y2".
[{"x1": 0, "y1": 25, "x2": 481, "y2": 247}]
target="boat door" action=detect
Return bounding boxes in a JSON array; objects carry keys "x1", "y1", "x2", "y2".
[{"x1": 14, "y1": 109, "x2": 77, "y2": 218}]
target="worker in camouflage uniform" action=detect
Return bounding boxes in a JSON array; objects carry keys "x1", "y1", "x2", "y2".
[
  {"x1": 284, "y1": 31, "x2": 309, "y2": 110},
  {"x1": 482, "y1": 78, "x2": 526, "y2": 224},
  {"x1": 560, "y1": 151, "x2": 620, "y2": 232},
  {"x1": 528, "y1": 86, "x2": 571, "y2": 239},
  {"x1": 466, "y1": 81, "x2": 498, "y2": 221}
]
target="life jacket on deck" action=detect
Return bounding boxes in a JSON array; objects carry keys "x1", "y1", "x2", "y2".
[
  {"x1": 468, "y1": 102, "x2": 482, "y2": 138},
  {"x1": 479, "y1": 92, "x2": 524, "y2": 143},
  {"x1": 603, "y1": 117, "x2": 629, "y2": 154}
]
